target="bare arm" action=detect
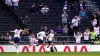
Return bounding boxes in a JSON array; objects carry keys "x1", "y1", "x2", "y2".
[
  {"x1": 74, "y1": 32, "x2": 76, "y2": 37},
  {"x1": 80, "y1": 33, "x2": 82, "y2": 37},
  {"x1": 10, "y1": 30, "x2": 14, "y2": 32}
]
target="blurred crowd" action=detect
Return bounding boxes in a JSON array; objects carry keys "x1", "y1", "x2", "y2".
[
  {"x1": 61, "y1": 0, "x2": 100, "y2": 44},
  {"x1": 0, "y1": 0, "x2": 99, "y2": 44}
]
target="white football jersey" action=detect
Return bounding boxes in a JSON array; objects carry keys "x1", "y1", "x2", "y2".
[
  {"x1": 37, "y1": 31, "x2": 46, "y2": 40},
  {"x1": 30, "y1": 38, "x2": 38, "y2": 43},
  {"x1": 47, "y1": 33, "x2": 54, "y2": 41},
  {"x1": 14, "y1": 29, "x2": 22, "y2": 38}
]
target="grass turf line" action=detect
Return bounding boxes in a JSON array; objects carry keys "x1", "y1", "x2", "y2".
[{"x1": 0, "y1": 52, "x2": 100, "y2": 56}]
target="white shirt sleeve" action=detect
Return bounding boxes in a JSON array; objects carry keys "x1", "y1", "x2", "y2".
[
  {"x1": 61, "y1": 14, "x2": 64, "y2": 17},
  {"x1": 43, "y1": 32, "x2": 46, "y2": 37},
  {"x1": 80, "y1": 33, "x2": 82, "y2": 37},
  {"x1": 14, "y1": 29, "x2": 16, "y2": 33},
  {"x1": 37, "y1": 33, "x2": 39, "y2": 39},
  {"x1": 72, "y1": 19, "x2": 75, "y2": 24}
]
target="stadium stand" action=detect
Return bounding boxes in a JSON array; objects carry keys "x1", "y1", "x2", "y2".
[{"x1": 0, "y1": 0, "x2": 100, "y2": 44}]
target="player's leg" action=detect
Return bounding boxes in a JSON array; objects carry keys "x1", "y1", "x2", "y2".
[
  {"x1": 36, "y1": 39, "x2": 41, "y2": 46},
  {"x1": 11, "y1": 37, "x2": 19, "y2": 48},
  {"x1": 42, "y1": 40, "x2": 49, "y2": 52},
  {"x1": 29, "y1": 43, "x2": 32, "y2": 47},
  {"x1": 41, "y1": 40, "x2": 46, "y2": 46},
  {"x1": 50, "y1": 43, "x2": 57, "y2": 52},
  {"x1": 29, "y1": 40, "x2": 33, "y2": 47},
  {"x1": 16, "y1": 43, "x2": 19, "y2": 54},
  {"x1": 14, "y1": 37, "x2": 20, "y2": 54},
  {"x1": 35, "y1": 40, "x2": 38, "y2": 44},
  {"x1": 36, "y1": 43, "x2": 40, "y2": 46},
  {"x1": 47, "y1": 41, "x2": 52, "y2": 48},
  {"x1": 43, "y1": 42, "x2": 46, "y2": 46},
  {"x1": 29, "y1": 40, "x2": 37, "y2": 47},
  {"x1": 15, "y1": 37, "x2": 20, "y2": 47}
]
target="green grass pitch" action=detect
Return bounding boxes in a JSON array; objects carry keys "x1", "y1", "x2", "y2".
[{"x1": 0, "y1": 52, "x2": 100, "y2": 56}]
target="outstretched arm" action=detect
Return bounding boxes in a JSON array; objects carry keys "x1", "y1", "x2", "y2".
[{"x1": 10, "y1": 30, "x2": 14, "y2": 32}]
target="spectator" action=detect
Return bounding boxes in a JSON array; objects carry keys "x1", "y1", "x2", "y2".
[
  {"x1": 91, "y1": 15, "x2": 97, "y2": 27},
  {"x1": 80, "y1": 2, "x2": 83, "y2": 9},
  {"x1": 79, "y1": 8, "x2": 86, "y2": 17},
  {"x1": 12, "y1": 0, "x2": 19, "y2": 9},
  {"x1": 5, "y1": 0, "x2": 12, "y2": 7},
  {"x1": 94, "y1": 24, "x2": 100, "y2": 36},
  {"x1": 5, "y1": 32, "x2": 12, "y2": 41},
  {"x1": 21, "y1": 28, "x2": 29, "y2": 41},
  {"x1": 91, "y1": 14, "x2": 95, "y2": 20},
  {"x1": 22, "y1": 15, "x2": 29, "y2": 25},
  {"x1": 41, "y1": 5, "x2": 49, "y2": 15},
  {"x1": 21, "y1": 28, "x2": 29, "y2": 35},
  {"x1": 0, "y1": 33, "x2": 5, "y2": 40},
  {"x1": 82, "y1": 0, "x2": 86, "y2": 10},
  {"x1": 68, "y1": 26, "x2": 74, "y2": 42},
  {"x1": 39, "y1": 3, "x2": 44, "y2": 9},
  {"x1": 94, "y1": 37, "x2": 100, "y2": 44},
  {"x1": 5, "y1": 0, "x2": 19, "y2": 10},
  {"x1": 63, "y1": 1, "x2": 69, "y2": 12},
  {"x1": 74, "y1": 31, "x2": 82, "y2": 43},
  {"x1": 74, "y1": 1, "x2": 79, "y2": 10},
  {"x1": 80, "y1": 0, "x2": 86, "y2": 10},
  {"x1": 62, "y1": 25, "x2": 69, "y2": 42},
  {"x1": 63, "y1": 25, "x2": 68, "y2": 36},
  {"x1": 83, "y1": 29, "x2": 90, "y2": 43},
  {"x1": 29, "y1": 4, "x2": 39, "y2": 15},
  {"x1": 86, "y1": 27, "x2": 91, "y2": 32},
  {"x1": 90, "y1": 30, "x2": 97, "y2": 44},
  {"x1": 0, "y1": 33, "x2": 5, "y2": 43},
  {"x1": 38, "y1": 3, "x2": 44, "y2": 12},
  {"x1": 61, "y1": 11, "x2": 68, "y2": 27},
  {"x1": 70, "y1": 2, "x2": 75, "y2": 11},
  {"x1": 55, "y1": 25, "x2": 63, "y2": 35},
  {"x1": 71, "y1": 16, "x2": 80, "y2": 31},
  {"x1": 77, "y1": 15, "x2": 81, "y2": 24},
  {"x1": 95, "y1": 11, "x2": 100, "y2": 25}
]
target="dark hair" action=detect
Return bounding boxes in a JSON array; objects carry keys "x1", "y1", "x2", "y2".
[
  {"x1": 95, "y1": 24, "x2": 99, "y2": 27},
  {"x1": 16, "y1": 26, "x2": 20, "y2": 30},
  {"x1": 41, "y1": 29, "x2": 45, "y2": 31},
  {"x1": 75, "y1": 31, "x2": 77, "y2": 35},
  {"x1": 75, "y1": 31, "x2": 81, "y2": 35}
]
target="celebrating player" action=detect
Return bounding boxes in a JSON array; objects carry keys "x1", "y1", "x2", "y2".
[
  {"x1": 36, "y1": 29, "x2": 46, "y2": 46},
  {"x1": 10, "y1": 26, "x2": 28, "y2": 54},
  {"x1": 29, "y1": 33, "x2": 38, "y2": 47},
  {"x1": 47, "y1": 29, "x2": 55, "y2": 48}
]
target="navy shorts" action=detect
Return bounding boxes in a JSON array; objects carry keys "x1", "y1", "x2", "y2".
[
  {"x1": 14, "y1": 37, "x2": 20, "y2": 43},
  {"x1": 38, "y1": 39, "x2": 44, "y2": 44},
  {"x1": 48, "y1": 41, "x2": 52, "y2": 45}
]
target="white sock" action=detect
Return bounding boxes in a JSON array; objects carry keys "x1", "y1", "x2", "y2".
[{"x1": 16, "y1": 47, "x2": 19, "y2": 54}]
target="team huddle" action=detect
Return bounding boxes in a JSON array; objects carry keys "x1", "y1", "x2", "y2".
[{"x1": 10, "y1": 27, "x2": 57, "y2": 54}]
